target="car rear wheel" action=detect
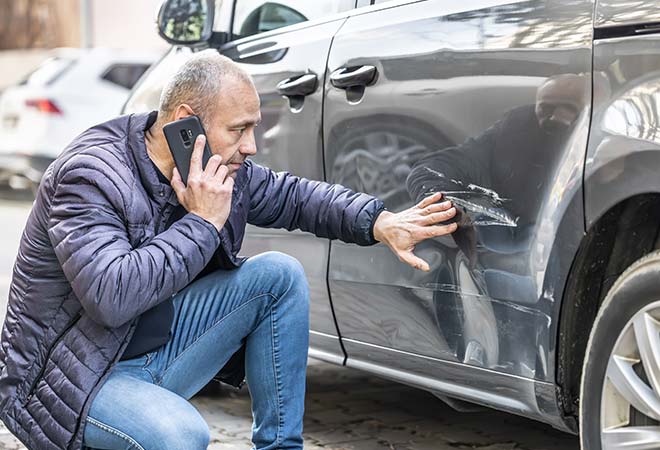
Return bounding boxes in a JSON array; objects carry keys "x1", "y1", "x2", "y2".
[{"x1": 580, "y1": 250, "x2": 660, "y2": 450}]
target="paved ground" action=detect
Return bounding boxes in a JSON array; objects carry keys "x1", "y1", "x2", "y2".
[{"x1": 0, "y1": 193, "x2": 579, "y2": 449}]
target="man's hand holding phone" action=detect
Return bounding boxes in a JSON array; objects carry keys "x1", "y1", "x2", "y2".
[{"x1": 171, "y1": 135, "x2": 233, "y2": 232}]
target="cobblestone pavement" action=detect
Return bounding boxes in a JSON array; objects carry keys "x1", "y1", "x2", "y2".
[
  {"x1": 0, "y1": 196, "x2": 579, "y2": 450},
  {"x1": 0, "y1": 358, "x2": 579, "y2": 450}
]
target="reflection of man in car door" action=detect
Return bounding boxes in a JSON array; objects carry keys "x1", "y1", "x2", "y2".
[
  {"x1": 407, "y1": 73, "x2": 586, "y2": 253},
  {"x1": 406, "y1": 73, "x2": 586, "y2": 369}
]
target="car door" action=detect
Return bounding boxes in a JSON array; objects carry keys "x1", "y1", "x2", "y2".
[
  {"x1": 220, "y1": 0, "x2": 354, "y2": 363},
  {"x1": 324, "y1": 0, "x2": 593, "y2": 382}
]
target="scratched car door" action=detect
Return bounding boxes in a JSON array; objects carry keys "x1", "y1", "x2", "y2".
[
  {"x1": 221, "y1": 0, "x2": 354, "y2": 363},
  {"x1": 324, "y1": 0, "x2": 593, "y2": 381}
]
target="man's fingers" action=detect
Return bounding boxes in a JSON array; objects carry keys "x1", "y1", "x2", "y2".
[
  {"x1": 225, "y1": 173, "x2": 235, "y2": 190},
  {"x1": 203, "y1": 154, "x2": 222, "y2": 177},
  {"x1": 420, "y1": 200, "x2": 452, "y2": 215},
  {"x1": 422, "y1": 207, "x2": 456, "y2": 225},
  {"x1": 189, "y1": 134, "x2": 206, "y2": 178},
  {"x1": 416, "y1": 191, "x2": 443, "y2": 210},
  {"x1": 213, "y1": 164, "x2": 229, "y2": 183},
  {"x1": 418, "y1": 222, "x2": 458, "y2": 239},
  {"x1": 398, "y1": 250, "x2": 430, "y2": 272}
]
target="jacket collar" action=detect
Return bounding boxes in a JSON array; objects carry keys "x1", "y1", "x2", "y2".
[{"x1": 127, "y1": 110, "x2": 166, "y2": 202}]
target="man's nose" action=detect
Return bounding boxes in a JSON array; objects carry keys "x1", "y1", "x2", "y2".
[
  {"x1": 551, "y1": 107, "x2": 571, "y2": 125},
  {"x1": 240, "y1": 130, "x2": 258, "y2": 156}
]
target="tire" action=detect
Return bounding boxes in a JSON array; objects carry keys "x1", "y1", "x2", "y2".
[{"x1": 580, "y1": 250, "x2": 660, "y2": 450}]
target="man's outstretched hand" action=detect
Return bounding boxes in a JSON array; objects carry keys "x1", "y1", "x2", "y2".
[{"x1": 373, "y1": 192, "x2": 458, "y2": 272}]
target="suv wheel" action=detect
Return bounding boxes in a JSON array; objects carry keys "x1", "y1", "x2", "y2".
[{"x1": 580, "y1": 250, "x2": 660, "y2": 449}]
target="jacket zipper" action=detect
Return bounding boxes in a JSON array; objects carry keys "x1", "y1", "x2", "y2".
[{"x1": 22, "y1": 311, "x2": 82, "y2": 406}]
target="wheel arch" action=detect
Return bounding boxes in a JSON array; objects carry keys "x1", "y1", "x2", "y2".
[{"x1": 555, "y1": 191, "x2": 660, "y2": 430}]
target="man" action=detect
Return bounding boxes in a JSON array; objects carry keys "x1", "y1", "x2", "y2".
[{"x1": 0, "y1": 50, "x2": 457, "y2": 450}]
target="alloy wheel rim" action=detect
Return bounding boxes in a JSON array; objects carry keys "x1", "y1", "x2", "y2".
[{"x1": 601, "y1": 300, "x2": 660, "y2": 449}]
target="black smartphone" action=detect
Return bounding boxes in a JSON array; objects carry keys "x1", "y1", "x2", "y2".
[{"x1": 162, "y1": 115, "x2": 213, "y2": 185}]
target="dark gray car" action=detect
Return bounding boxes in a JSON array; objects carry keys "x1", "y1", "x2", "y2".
[{"x1": 123, "y1": 1, "x2": 660, "y2": 448}]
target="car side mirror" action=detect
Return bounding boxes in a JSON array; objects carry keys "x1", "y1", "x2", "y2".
[{"x1": 157, "y1": 0, "x2": 215, "y2": 45}]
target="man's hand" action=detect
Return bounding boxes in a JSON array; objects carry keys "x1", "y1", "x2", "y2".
[
  {"x1": 373, "y1": 192, "x2": 458, "y2": 272},
  {"x1": 171, "y1": 135, "x2": 233, "y2": 232}
]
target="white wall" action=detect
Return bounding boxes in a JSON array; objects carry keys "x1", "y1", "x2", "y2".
[{"x1": 91, "y1": 0, "x2": 169, "y2": 50}]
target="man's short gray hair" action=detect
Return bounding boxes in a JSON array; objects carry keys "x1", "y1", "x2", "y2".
[{"x1": 158, "y1": 49, "x2": 252, "y2": 126}]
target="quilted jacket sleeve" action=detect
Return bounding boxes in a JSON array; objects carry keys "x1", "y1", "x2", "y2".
[
  {"x1": 47, "y1": 154, "x2": 221, "y2": 329},
  {"x1": 246, "y1": 161, "x2": 385, "y2": 246}
]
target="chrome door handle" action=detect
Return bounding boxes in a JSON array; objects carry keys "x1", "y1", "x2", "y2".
[
  {"x1": 330, "y1": 65, "x2": 377, "y2": 89},
  {"x1": 277, "y1": 73, "x2": 318, "y2": 97}
]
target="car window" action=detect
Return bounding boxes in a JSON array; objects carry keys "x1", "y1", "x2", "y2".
[
  {"x1": 231, "y1": 0, "x2": 354, "y2": 39},
  {"x1": 101, "y1": 64, "x2": 152, "y2": 90},
  {"x1": 122, "y1": 47, "x2": 194, "y2": 115},
  {"x1": 19, "y1": 57, "x2": 76, "y2": 87}
]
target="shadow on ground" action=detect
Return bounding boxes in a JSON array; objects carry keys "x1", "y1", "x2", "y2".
[{"x1": 192, "y1": 361, "x2": 579, "y2": 450}]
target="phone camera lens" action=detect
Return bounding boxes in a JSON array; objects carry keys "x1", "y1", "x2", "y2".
[{"x1": 179, "y1": 129, "x2": 191, "y2": 146}]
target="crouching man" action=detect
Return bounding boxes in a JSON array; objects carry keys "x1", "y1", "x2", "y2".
[{"x1": 0, "y1": 50, "x2": 457, "y2": 450}]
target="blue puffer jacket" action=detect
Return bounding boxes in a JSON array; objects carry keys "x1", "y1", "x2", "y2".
[{"x1": 0, "y1": 111, "x2": 384, "y2": 450}]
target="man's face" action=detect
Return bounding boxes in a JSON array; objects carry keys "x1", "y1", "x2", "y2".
[
  {"x1": 174, "y1": 78, "x2": 261, "y2": 178},
  {"x1": 204, "y1": 79, "x2": 261, "y2": 177},
  {"x1": 535, "y1": 76, "x2": 584, "y2": 134}
]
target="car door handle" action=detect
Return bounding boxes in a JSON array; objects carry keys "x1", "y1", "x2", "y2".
[
  {"x1": 277, "y1": 73, "x2": 318, "y2": 97},
  {"x1": 330, "y1": 65, "x2": 377, "y2": 89}
]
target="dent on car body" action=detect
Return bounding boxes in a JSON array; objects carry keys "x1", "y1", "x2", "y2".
[{"x1": 421, "y1": 166, "x2": 519, "y2": 228}]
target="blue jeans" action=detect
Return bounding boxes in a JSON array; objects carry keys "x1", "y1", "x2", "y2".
[{"x1": 82, "y1": 251, "x2": 310, "y2": 450}]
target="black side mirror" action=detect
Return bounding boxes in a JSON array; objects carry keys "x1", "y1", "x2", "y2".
[{"x1": 157, "y1": 0, "x2": 215, "y2": 45}]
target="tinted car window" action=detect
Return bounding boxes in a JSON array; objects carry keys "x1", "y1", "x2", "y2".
[
  {"x1": 102, "y1": 64, "x2": 151, "y2": 90},
  {"x1": 231, "y1": 0, "x2": 354, "y2": 39}
]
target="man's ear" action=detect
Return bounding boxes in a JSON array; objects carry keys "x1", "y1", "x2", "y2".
[{"x1": 173, "y1": 103, "x2": 195, "y2": 121}]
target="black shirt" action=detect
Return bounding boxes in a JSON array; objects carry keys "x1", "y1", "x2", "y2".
[{"x1": 119, "y1": 162, "x2": 187, "y2": 361}]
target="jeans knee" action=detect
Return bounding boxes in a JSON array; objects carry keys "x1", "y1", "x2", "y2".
[
  {"x1": 148, "y1": 410, "x2": 210, "y2": 450},
  {"x1": 254, "y1": 251, "x2": 308, "y2": 295}
]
